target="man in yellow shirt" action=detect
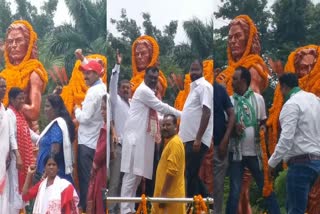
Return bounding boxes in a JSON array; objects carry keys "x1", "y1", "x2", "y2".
[{"x1": 152, "y1": 114, "x2": 186, "y2": 214}]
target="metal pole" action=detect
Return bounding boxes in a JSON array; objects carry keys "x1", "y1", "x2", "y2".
[{"x1": 106, "y1": 196, "x2": 214, "y2": 204}]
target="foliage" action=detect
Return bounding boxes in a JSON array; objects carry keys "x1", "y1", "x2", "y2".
[
  {"x1": 274, "y1": 169, "x2": 288, "y2": 213},
  {"x1": 46, "y1": 0, "x2": 107, "y2": 74}
]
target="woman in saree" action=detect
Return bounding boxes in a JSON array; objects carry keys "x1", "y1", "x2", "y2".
[
  {"x1": 34, "y1": 94, "x2": 75, "y2": 184},
  {"x1": 22, "y1": 153, "x2": 79, "y2": 213}
]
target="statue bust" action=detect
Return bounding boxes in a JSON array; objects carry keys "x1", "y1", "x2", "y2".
[
  {"x1": 134, "y1": 39, "x2": 153, "y2": 72},
  {"x1": 216, "y1": 15, "x2": 269, "y2": 95},
  {"x1": 130, "y1": 35, "x2": 167, "y2": 98},
  {"x1": 0, "y1": 20, "x2": 48, "y2": 132},
  {"x1": 294, "y1": 48, "x2": 317, "y2": 78}
]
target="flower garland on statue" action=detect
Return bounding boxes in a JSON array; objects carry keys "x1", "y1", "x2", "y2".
[
  {"x1": 60, "y1": 54, "x2": 107, "y2": 115},
  {"x1": 174, "y1": 59, "x2": 214, "y2": 111},
  {"x1": 259, "y1": 128, "x2": 273, "y2": 197},
  {"x1": 130, "y1": 35, "x2": 167, "y2": 97},
  {"x1": 215, "y1": 15, "x2": 269, "y2": 96},
  {"x1": 267, "y1": 45, "x2": 320, "y2": 157},
  {"x1": 0, "y1": 20, "x2": 48, "y2": 106}
]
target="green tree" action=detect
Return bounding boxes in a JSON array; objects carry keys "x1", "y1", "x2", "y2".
[
  {"x1": 214, "y1": 0, "x2": 271, "y2": 53},
  {"x1": 47, "y1": 0, "x2": 107, "y2": 74},
  {"x1": 270, "y1": 0, "x2": 314, "y2": 60},
  {"x1": 0, "y1": 0, "x2": 13, "y2": 38}
]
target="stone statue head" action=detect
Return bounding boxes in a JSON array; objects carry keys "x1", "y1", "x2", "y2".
[
  {"x1": 294, "y1": 48, "x2": 318, "y2": 78},
  {"x1": 5, "y1": 22, "x2": 38, "y2": 65},
  {"x1": 228, "y1": 17, "x2": 261, "y2": 61},
  {"x1": 134, "y1": 39, "x2": 153, "y2": 72}
]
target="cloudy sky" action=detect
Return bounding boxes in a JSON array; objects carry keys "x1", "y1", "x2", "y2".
[
  {"x1": 11, "y1": 0, "x2": 320, "y2": 43},
  {"x1": 107, "y1": 0, "x2": 214, "y2": 43}
]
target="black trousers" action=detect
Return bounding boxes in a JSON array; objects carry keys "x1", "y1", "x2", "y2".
[
  {"x1": 185, "y1": 141, "x2": 209, "y2": 197},
  {"x1": 78, "y1": 144, "x2": 95, "y2": 211}
]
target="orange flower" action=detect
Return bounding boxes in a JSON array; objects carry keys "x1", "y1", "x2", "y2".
[
  {"x1": 130, "y1": 35, "x2": 167, "y2": 96},
  {"x1": 260, "y1": 128, "x2": 273, "y2": 197},
  {"x1": 0, "y1": 20, "x2": 48, "y2": 106},
  {"x1": 136, "y1": 194, "x2": 147, "y2": 214},
  {"x1": 267, "y1": 44, "x2": 320, "y2": 156},
  {"x1": 60, "y1": 54, "x2": 108, "y2": 115}
]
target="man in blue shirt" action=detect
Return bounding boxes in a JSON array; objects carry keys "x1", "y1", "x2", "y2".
[{"x1": 213, "y1": 82, "x2": 235, "y2": 214}]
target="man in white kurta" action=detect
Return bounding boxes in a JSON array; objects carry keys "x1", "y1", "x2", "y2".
[
  {"x1": 0, "y1": 78, "x2": 15, "y2": 212},
  {"x1": 120, "y1": 67, "x2": 181, "y2": 214},
  {"x1": 109, "y1": 52, "x2": 131, "y2": 213}
]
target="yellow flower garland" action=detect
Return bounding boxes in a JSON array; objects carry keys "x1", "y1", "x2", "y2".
[
  {"x1": 215, "y1": 15, "x2": 269, "y2": 95},
  {"x1": 174, "y1": 59, "x2": 214, "y2": 111},
  {"x1": 267, "y1": 45, "x2": 320, "y2": 156},
  {"x1": 0, "y1": 20, "x2": 48, "y2": 106},
  {"x1": 60, "y1": 54, "x2": 107, "y2": 115},
  {"x1": 130, "y1": 35, "x2": 167, "y2": 96}
]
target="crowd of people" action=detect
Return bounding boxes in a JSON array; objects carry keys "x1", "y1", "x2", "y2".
[{"x1": 0, "y1": 13, "x2": 320, "y2": 214}]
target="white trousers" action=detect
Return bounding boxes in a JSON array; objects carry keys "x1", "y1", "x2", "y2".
[{"x1": 120, "y1": 172, "x2": 142, "y2": 214}]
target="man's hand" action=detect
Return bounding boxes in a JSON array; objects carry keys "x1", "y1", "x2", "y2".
[
  {"x1": 16, "y1": 154, "x2": 23, "y2": 170},
  {"x1": 159, "y1": 191, "x2": 167, "y2": 208},
  {"x1": 193, "y1": 139, "x2": 201, "y2": 152},
  {"x1": 74, "y1": 49, "x2": 84, "y2": 61},
  {"x1": 116, "y1": 49, "x2": 122, "y2": 65},
  {"x1": 235, "y1": 123, "x2": 245, "y2": 136},
  {"x1": 268, "y1": 165, "x2": 275, "y2": 181},
  {"x1": 218, "y1": 138, "x2": 229, "y2": 160}
]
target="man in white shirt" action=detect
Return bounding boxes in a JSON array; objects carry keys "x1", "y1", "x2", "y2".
[
  {"x1": 74, "y1": 60, "x2": 106, "y2": 212},
  {"x1": 268, "y1": 73, "x2": 320, "y2": 214},
  {"x1": 120, "y1": 66, "x2": 180, "y2": 214},
  {"x1": 108, "y1": 50, "x2": 131, "y2": 214},
  {"x1": 179, "y1": 59, "x2": 213, "y2": 198},
  {"x1": 226, "y1": 66, "x2": 280, "y2": 214}
]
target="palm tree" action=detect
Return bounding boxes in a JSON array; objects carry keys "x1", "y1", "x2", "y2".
[
  {"x1": 47, "y1": 0, "x2": 107, "y2": 74},
  {"x1": 174, "y1": 17, "x2": 214, "y2": 72}
]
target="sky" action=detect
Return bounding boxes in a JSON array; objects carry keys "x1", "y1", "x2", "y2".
[
  {"x1": 10, "y1": 0, "x2": 320, "y2": 44},
  {"x1": 107, "y1": 0, "x2": 214, "y2": 43}
]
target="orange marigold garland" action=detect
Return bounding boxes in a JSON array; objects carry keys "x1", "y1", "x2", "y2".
[
  {"x1": 0, "y1": 20, "x2": 48, "y2": 106},
  {"x1": 174, "y1": 59, "x2": 214, "y2": 111},
  {"x1": 259, "y1": 128, "x2": 273, "y2": 197},
  {"x1": 190, "y1": 195, "x2": 208, "y2": 214},
  {"x1": 60, "y1": 54, "x2": 107, "y2": 115},
  {"x1": 215, "y1": 15, "x2": 269, "y2": 96},
  {"x1": 136, "y1": 194, "x2": 148, "y2": 214},
  {"x1": 267, "y1": 45, "x2": 320, "y2": 156},
  {"x1": 130, "y1": 35, "x2": 167, "y2": 96}
]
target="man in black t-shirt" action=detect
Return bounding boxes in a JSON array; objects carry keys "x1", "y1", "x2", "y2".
[{"x1": 213, "y1": 82, "x2": 235, "y2": 214}]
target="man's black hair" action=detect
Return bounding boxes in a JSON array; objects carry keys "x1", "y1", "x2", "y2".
[
  {"x1": 236, "y1": 66, "x2": 251, "y2": 87},
  {"x1": 279, "y1": 72, "x2": 299, "y2": 88}
]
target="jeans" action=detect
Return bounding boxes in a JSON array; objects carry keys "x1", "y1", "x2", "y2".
[
  {"x1": 185, "y1": 141, "x2": 209, "y2": 197},
  {"x1": 213, "y1": 146, "x2": 229, "y2": 214},
  {"x1": 286, "y1": 160, "x2": 320, "y2": 214},
  {"x1": 226, "y1": 155, "x2": 280, "y2": 214}
]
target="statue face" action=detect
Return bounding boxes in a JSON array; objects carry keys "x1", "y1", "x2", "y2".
[
  {"x1": 135, "y1": 43, "x2": 152, "y2": 71},
  {"x1": 228, "y1": 24, "x2": 247, "y2": 61},
  {"x1": 297, "y1": 54, "x2": 316, "y2": 78},
  {"x1": 6, "y1": 29, "x2": 28, "y2": 65}
]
